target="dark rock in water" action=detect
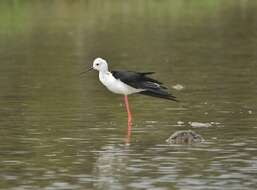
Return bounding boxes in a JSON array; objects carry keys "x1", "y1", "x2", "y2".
[{"x1": 166, "y1": 130, "x2": 204, "y2": 144}]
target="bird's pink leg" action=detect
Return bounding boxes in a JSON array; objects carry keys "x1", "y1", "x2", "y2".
[
  {"x1": 124, "y1": 95, "x2": 132, "y2": 144},
  {"x1": 124, "y1": 95, "x2": 132, "y2": 126}
]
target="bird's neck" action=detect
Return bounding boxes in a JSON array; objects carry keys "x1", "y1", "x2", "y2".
[
  {"x1": 99, "y1": 70, "x2": 111, "y2": 84},
  {"x1": 99, "y1": 70, "x2": 111, "y2": 80},
  {"x1": 99, "y1": 70, "x2": 110, "y2": 75}
]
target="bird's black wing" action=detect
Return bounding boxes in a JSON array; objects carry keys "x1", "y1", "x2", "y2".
[
  {"x1": 111, "y1": 70, "x2": 159, "y2": 87},
  {"x1": 112, "y1": 70, "x2": 178, "y2": 101}
]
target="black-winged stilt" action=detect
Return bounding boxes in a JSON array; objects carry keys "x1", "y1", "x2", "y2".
[{"x1": 85, "y1": 57, "x2": 178, "y2": 126}]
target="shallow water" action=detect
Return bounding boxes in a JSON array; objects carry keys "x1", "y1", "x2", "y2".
[{"x1": 0, "y1": 1, "x2": 257, "y2": 190}]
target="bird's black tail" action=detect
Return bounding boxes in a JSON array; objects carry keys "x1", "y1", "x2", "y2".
[{"x1": 139, "y1": 89, "x2": 179, "y2": 102}]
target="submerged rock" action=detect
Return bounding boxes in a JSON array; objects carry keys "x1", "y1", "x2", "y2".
[{"x1": 166, "y1": 130, "x2": 204, "y2": 144}]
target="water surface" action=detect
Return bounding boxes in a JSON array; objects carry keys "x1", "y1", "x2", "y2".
[{"x1": 0, "y1": 1, "x2": 257, "y2": 190}]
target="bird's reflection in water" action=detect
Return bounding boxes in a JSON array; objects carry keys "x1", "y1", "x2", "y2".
[{"x1": 92, "y1": 145, "x2": 130, "y2": 190}]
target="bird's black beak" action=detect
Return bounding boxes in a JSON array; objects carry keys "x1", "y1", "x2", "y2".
[{"x1": 80, "y1": 67, "x2": 93, "y2": 76}]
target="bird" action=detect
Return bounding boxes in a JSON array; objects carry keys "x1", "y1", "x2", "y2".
[{"x1": 84, "y1": 57, "x2": 178, "y2": 128}]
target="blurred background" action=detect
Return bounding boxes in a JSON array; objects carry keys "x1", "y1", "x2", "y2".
[{"x1": 0, "y1": 0, "x2": 257, "y2": 190}]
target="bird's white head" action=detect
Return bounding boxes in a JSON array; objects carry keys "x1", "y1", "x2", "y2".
[{"x1": 93, "y1": 57, "x2": 108, "y2": 72}]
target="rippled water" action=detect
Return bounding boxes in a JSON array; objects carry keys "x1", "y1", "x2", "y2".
[{"x1": 0, "y1": 1, "x2": 257, "y2": 190}]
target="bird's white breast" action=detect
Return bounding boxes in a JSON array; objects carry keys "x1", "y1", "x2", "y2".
[{"x1": 99, "y1": 72, "x2": 143, "y2": 95}]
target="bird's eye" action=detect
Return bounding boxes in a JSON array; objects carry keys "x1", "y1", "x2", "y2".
[{"x1": 96, "y1": 63, "x2": 99, "y2": 66}]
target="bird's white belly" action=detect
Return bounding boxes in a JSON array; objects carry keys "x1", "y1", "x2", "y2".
[{"x1": 99, "y1": 72, "x2": 143, "y2": 95}]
